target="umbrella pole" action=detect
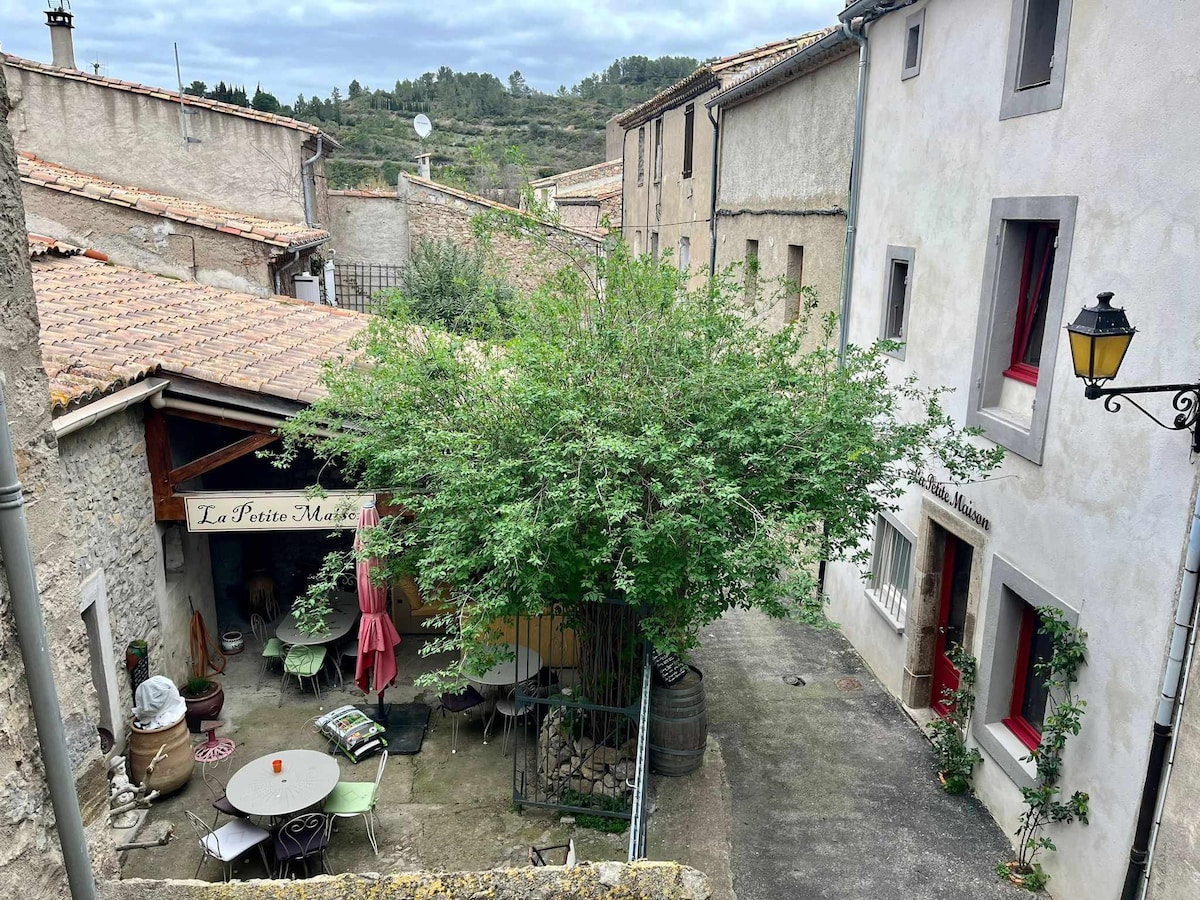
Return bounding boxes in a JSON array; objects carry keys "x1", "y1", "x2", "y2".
[{"x1": 377, "y1": 687, "x2": 386, "y2": 721}]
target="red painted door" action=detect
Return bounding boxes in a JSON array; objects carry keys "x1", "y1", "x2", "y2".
[{"x1": 931, "y1": 532, "x2": 973, "y2": 718}]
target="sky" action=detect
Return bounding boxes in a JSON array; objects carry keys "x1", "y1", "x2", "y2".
[{"x1": 0, "y1": 1, "x2": 845, "y2": 103}]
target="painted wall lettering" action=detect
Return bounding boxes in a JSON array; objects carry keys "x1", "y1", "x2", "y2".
[{"x1": 917, "y1": 473, "x2": 991, "y2": 531}]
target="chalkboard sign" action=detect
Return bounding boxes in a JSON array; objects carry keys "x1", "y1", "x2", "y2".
[{"x1": 652, "y1": 651, "x2": 689, "y2": 686}]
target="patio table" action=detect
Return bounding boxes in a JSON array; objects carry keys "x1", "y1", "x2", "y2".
[
  {"x1": 276, "y1": 606, "x2": 358, "y2": 646},
  {"x1": 465, "y1": 643, "x2": 543, "y2": 741},
  {"x1": 225, "y1": 749, "x2": 340, "y2": 819}
]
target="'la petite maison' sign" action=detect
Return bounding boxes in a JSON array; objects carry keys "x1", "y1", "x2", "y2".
[{"x1": 183, "y1": 492, "x2": 376, "y2": 532}]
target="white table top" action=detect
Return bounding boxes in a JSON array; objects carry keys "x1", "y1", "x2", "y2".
[
  {"x1": 467, "y1": 643, "x2": 543, "y2": 686},
  {"x1": 276, "y1": 606, "x2": 358, "y2": 646},
  {"x1": 225, "y1": 749, "x2": 340, "y2": 818}
]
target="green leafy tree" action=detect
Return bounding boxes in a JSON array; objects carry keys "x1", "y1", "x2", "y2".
[
  {"x1": 183, "y1": 80, "x2": 207, "y2": 97},
  {"x1": 348, "y1": 79, "x2": 364, "y2": 99},
  {"x1": 251, "y1": 84, "x2": 280, "y2": 114},
  {"x1": 508, "y1": 70, "x2": 529, "y2": 97},
  {"x1": 279, "y1": 233, "x2": 1002, "y2": 685}
]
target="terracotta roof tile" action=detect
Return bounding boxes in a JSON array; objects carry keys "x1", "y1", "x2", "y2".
[
  {"x1": 19, "y1": 154, "x2": 330, "y2": 251},
  {"x1": 2, "y1": 54, "x2": 340, "y2": 146},
  {"x1": 33, "y1": 256, "x2": 369, "y2": 411}
]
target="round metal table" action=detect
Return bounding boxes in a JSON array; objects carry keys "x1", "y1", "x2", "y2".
[
  {"x1": 468, "y1": 643, "x2": 543, "y2": 686},
  {"x1": 225, "y1": 749, "x2": 340, "y2": 819},
  {"x1": 275, "y1": 606, "x2": 358, "y2": 646}
]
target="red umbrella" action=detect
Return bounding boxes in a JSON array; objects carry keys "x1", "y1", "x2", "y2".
[{"x1": 353, "y1": 501, "x2": 401, "y2": 717}]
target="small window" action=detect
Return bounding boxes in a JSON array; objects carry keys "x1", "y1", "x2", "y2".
[
  {"x1": 653, "y1": 118, "x2": 664, "y2": 184},
  {"x1": 745, "y1": 239, "x2": 759, "y2": 306},
  {"x1": 650, "y1": 231, "x2": 659, "y2": 262},
  {"x1": 1003, "y1": 222, "x2": 1058, "y2": 386},
  {"x1": 678, "y1": 236, "x2": 690, "y2": 270},
  {"x1": 682, "y1": 104, "x2": 695, "y2": 179},
  {"x1": 880, "y1": 245, "x2": 915, "y2": 358},
  {"x1": 1017, "y1": 0, "x2": 1059, "y2": 90},
  {"x1": 1001, "y1": 0, "x2": 1072, "y2": 120},
  {"x1": 902, "y1": 9, "x2": 924, "y2": 80},
  {"x1": 637, "y1": 128, "x2": 645, "y2": 186},
  {"x1": 784, "y1": 245, "x2": 804, "y2": 323},
  {"x1": 868, "y1": 516, "x2": 913, "y2": 630},
  {"x1": 1003, "y1": 603, "x2": 1054, "y2": 750}
]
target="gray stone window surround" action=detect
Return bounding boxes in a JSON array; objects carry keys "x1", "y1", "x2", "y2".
[
  {"x1": 966, "y1": 195, "x2": 1078, "y2": 465},
  {"x1": 880, "y1": 245, "x2": 915, "y2": 359},
  {"x1": 901, "y1": 8, "x2": 925, "y2": 81},
  {"x1": 1000, "y1": 0, "x2": 1073, "y2": 120},
  {"x1": 865, "y1": 511, "x2": 917, "y2": 634},
  {"x1": 974, "y1": 555, "x2": 1080, "y2": 789}
]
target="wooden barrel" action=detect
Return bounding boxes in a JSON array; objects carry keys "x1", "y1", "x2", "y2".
[
  {"x1": 649, "y1": 665, "x2": 708, "y2": 776},
  {"x1": 129, "y1": 715, "x2": 192, "y2": 795}
]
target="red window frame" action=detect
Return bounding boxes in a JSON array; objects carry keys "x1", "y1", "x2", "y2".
[
  {"x1": 1003, "y1": 222, "x2": 1058, "y2": 387},
  {"x1": 1003, "y1": 604, "x2": 1047, "y2": 751}
]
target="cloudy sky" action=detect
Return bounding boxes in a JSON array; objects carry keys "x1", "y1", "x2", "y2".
[{"x1": 1, "y1": 1, "x2": 845, "y2": 102}]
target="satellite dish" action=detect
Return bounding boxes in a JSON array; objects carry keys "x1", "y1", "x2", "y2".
[{"x1": 413, "y1": 114, "x2": 432, "y2": 139}]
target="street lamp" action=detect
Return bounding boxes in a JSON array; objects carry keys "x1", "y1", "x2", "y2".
[{"x1": 1066, "y1": 292, "x2": 1200, "y2": 453}]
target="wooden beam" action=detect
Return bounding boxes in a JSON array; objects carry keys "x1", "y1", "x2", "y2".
[
  {"x1": 168, "y1": 433, "x2": 279, "y2": 487},
  {"x1": 144, "y1": 409, "x2": 185, "y2": 521}
]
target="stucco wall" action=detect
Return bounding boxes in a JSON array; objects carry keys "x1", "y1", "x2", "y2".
[
  {"x1": 23, "y1": 184, "x2": 277, "y2": 296},
  {"x1": 3, "y1": 64, "x2": 319, "y2": 223},
  {"x1": 0, "y1": 65, "x2": 116, "y2": 897},
  {"x1": 822, "y1": 2, "x2": 1200, "y2": 897},
  {"x1": 328, "y1": 192, "x2": 409, "y2": 265},
  {"x1": 102, "y1": 863, "x2": 711, "y2": 900}
]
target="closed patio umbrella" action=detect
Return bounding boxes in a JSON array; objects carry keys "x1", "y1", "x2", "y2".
[{"x1": 353, "y1": 501, "x2": 401, "y2": 718}]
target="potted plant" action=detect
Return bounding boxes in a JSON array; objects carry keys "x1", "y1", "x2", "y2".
[
  {"x1": 180, "y1": 675, "x2": 224, "y2": 732},
  {"x1": 927, "y1": 643, "x2": 982, "y2": 794}
]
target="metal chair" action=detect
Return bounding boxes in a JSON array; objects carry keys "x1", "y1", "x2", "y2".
[
  {"x1": 281, "y1": 644, "x2": 326, "y2": 702},
  {"x1": 272, "y1": 812, "x2": 332, "y2": 878},
  {"x1": 251, "y1": 614, "x2": 285, "y2": 678},
  {"x1": 322, "y1": 749, "x2": 387, "y2": 855},
  {"x1": 200, "y1": 760, "x2": 247, "y2": 829},
  {"x1": 333, "y1": 637, "x2": 359, "y2": 687},
  {"x1": 495, "y1": 687, "x2": 532, "y2": 756},
  {"x1": 184, "y1": 810, "x2": 271, "y2": 881},
  {"x1": 437, "y1": 686, "x2": 485, "y2": 753},
  {"x1": 529, "y1": 838, "x2": 577, "y2": 867}
]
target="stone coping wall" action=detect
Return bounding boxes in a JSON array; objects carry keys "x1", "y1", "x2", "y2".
[{"x1": 103, "y1": 863, "x2": 711, "y2": 900}]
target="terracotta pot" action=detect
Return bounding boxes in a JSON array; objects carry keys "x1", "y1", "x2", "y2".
[
  {"x1": 182, "y1": 682, "x2": 225, "y2": 732},
  {"x1": 129, "y1": 714, "x2": 192, "y2": 794}
]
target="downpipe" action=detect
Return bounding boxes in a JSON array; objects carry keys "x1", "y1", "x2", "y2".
[
  {"x1": 838, "y1": 18, "x2": 869, "y2": 367},
  {"x1": 301, "y1": 134, "x2": 325, "y2": 226},
  {"x1": 0, "y1": 384, "x2": 97, "y2": 900},
  {"x1": 706, "y1": 104, "x2": 720, "y2": 279}
]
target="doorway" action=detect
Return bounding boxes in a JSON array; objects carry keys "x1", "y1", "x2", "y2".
[{"x1": 931, "y1": 529, "x2": 973, "y2": 717}]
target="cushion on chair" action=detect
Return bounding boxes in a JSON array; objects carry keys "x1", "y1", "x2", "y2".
[
  {"x1": 284, "y1": 645, "x2": 326, "y2": 676},
  {"x1": 212, "y1": 794, "x2": 245, "y2": 818},
  {"x1": 262, "y1": 637, "x2": 285, "y2": 658},
  {"x1": 439, "y1": 686, "x2": 485, "y2": 713},
  {"x1": 323, "y1": 781, "x2": 376, "y2": 815},
  {"x1": 272, "y1": 821, "x2": 329, "y2": 862},
  {"x1": 202, "y1": 818, "x2": 270, "y2": 862}
]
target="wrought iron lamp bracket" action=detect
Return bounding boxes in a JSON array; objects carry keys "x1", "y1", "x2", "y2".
[{"x1": 1084, "y1": 381, "x2": 1200, "y2": 453}]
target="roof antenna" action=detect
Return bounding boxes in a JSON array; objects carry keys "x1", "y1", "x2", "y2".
[{"x1": 173, "y1": 42, "x2": 201, "y2": 148}]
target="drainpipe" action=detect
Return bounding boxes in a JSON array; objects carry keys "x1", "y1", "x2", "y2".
[
  {"x1": 838, "y1": 18, "x2": 869, "y2": 366},
  {"x1": 301, "y1": 134, "x2": 325, "y2": 226},
  {"x1": 706, "y1": 104, "x2": 720, "y2": 279},
  {"x1": 1122, "y1": 485, "x2": 1200, "y2": 899},
  {"x1": 0, "y1": 384, "x2": 97, "y2": 900}
]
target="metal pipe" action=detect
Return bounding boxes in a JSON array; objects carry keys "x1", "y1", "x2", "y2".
[
  {"x1": 302, "y1": 134, "x2": 325, "y2": 226},
  {"x1": 837, "y1": 19, "x2": 869, "y2": 366},
  {"x1": 149, "y1": 393, "x2": 337, "y2": 439},
  {"x1": 53, "y1": 378, "x2": 169, "y2": 439},
  {"x1": 0, "y1": 383, "x2": 98, "y2": 900},
  {"x1": 1122, "y1": 485, "x2": 1200, "y2": 898},
  {"x1": 706, "y1": 104, "x2": 720, "y2": 279}
]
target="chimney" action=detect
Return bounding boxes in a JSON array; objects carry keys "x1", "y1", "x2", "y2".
[
  {"x1": 415, "y1": 153, "x2": 431, "y2": 180},
  {"x1": 45, "y1": 4, "x2": 76, "y2": 70}
]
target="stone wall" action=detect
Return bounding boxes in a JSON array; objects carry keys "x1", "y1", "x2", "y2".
[
  {"x1": 0, "y1": 65, "x2": 116, "y2": 897},
  {"x1": 102, "y1": 863, "x2": 710, "y2": 900},
  {"x1": 328, "y1": 190, "x2": 409, "y2": 265}
]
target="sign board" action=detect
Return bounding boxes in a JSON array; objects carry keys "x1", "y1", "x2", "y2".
[
  {"x1": 183, "y1": 491, "x2": 375, "y2": 532},
  {"x1": 917, "y1": 473, "x2": 991, "y2": 531}
]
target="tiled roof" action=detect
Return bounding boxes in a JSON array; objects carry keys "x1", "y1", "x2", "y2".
[
  {"x1": 33, "y1": 255, "x2": 369, "y2": 411},
  {"x1": 2, "y1": 54, "x2": 340, "y2": 146},
  {"x1": 529, "y1": 159, "x2": 623, "y2": 190},
  {"x1": 19, "y1": 153, "x2": 330, "y2": 251},
  {"x1": 329, "y1": 188, "x2": 396, "y2": 198},
  {"x1": 616, "y1": 31, "x2": 829, "y2": 126},
  {"x1": 557, "y1": 185, "x2": 623, "y2": 202},
  {"x1": 28, "y1": 233, "x2": 84, "y2": 258},
  {"x1": 710, "y1": 28, "x2": 851, "y2": 109}
]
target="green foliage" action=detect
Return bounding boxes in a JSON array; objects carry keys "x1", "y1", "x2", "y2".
[
  {"x1": 560, "y1": 789, "x2": 630, "y2": 833},
  {"x1": 251, "y1": 85, "x2": 280, "y2": 114},
  {"x1": 926, "y1": 644, "x2": 983, "y2": 794},
  {"x1": 205, "y1": 81, "x2": 249, "y2": 107},
  {"x1": 377, "y1": 239, "x2": 518, "y2": 336},
  {"x1": 1002, "y1": 607, "x2": 1090, "y2": 891},
  {"x1": 181, "y1": 676, "x2": 216, "y2": 698},
  {"x1": 279, "y1": 231, "x2": 1003, "y2": 686}
]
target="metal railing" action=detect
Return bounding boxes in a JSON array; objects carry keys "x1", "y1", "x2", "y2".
[{"x1": 326, "y1": 262, "x2": 405, "y2": 314}]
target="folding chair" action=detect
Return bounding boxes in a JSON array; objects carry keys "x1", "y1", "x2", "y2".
[{"x1": 528, "y1": 838, "x2": 576, "y2": 867}]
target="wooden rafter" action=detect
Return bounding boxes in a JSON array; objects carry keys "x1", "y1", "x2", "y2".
[{"x1": 168, "y1": 432, "x2": 278, "y2": 487}]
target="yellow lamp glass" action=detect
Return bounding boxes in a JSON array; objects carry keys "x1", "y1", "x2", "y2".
[{"x1": 1069, "y1": 329, "x2": 1133, "y2": 381}]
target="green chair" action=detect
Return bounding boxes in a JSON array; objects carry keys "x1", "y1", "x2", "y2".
[
  {"x1": 251, "y1": 614, "x2": 284, "y2": 678},
  {"x1": 282, "y1": 644, "x2": 327, "y2": 702},
  {"x1": 323, "y1": 750, "x2": 387, "y2": 855}
]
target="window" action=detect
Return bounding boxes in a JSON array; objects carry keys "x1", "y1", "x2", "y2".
[
  {"x1": 784, "y1": 245, "x2": 804, "y2": 324},
  {"x1": 868, "y1": 515, "x2": 913, "y2": 631},
  {"x1": 744, "y1": 239, "x2": 759, "y2": 306},
  {"x1": 653, "y1": 118, "x2": 663, "y2": 184},
  {"x1": 1001, "y1": 0, "x2": 1072, "y2": 120},
  {"x1": 649, "y1": 230, "x2": 659, "y2": 262},
  {"x1": 967, "y1": 196, "x2": 1076, "y2": 464},
  {"x1": 880, "y1": 246, "x2": 915, "y2": 357},
  {"x1": 678, "y1": 236, "x2": 690, "y2": 270},
  {"x1": 1003, "y1": 603, "x2": 1054, "y2": 750},
  {"x1": 682, "y1": 104, "x2": 695, "y2": 179},
  {"x1": 902, "y1": 8, "x2": 924, "y2": 80},
  {"x1": 637, "y1": 127, "x2": 645, "y2": 186}
]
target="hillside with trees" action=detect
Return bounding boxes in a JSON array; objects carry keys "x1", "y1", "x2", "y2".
[{"x1": 189, "y1": 56, "x2": 698, "y2": 195}]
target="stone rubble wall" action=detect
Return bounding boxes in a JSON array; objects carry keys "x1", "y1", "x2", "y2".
[
  {"x1": 537, "y1": 701, "x2": 636, "y2": 803},
  {"x1": 102, "y1": 862, "x2": 711, "y2": 900}
]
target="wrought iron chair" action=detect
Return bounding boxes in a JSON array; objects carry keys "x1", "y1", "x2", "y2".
[
  {"x1": 184, "y1": 810, "x2": 271, "y2": 881},
  {"x1": 200, "y1": 760, "x2": 248, "y2": 829},
  {"x1": 437, "y1": 685, "x2": 486, "y2": 753},
  {"x1": 251, "y1": 613, "x2": 285, "y2": 679},
  {"x1": 281, "y1": 644, "x2": 327, "y2": 702},
  {"x1": 272, "y1": 812, "x2": 332, "y2": 878},
  {"x1": 495, "y1": 687, "x2": 533, "y2": 756},
  {"x1": 528, "y1": 838, "x2": 577, "y2": 867},
  {"x1": 323, "y1": 749, "x2": 388, "y2": 855}
]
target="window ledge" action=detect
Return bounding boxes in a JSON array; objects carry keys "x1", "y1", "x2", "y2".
[
  {"x1": 977, "y1": 721, "x2": 1037, "y2": 789},
  {"x1": 864, "y1": 588, "x2": 906, "y2": 634}
]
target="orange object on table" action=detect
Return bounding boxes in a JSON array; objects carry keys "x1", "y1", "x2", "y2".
[{"x1": 272, "y1": 759, "x2": 282, "y2": 774}]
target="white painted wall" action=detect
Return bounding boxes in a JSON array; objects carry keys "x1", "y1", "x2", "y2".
[{"x1": 823, "y1": 2, "x2": 1200, "y2": 897}]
